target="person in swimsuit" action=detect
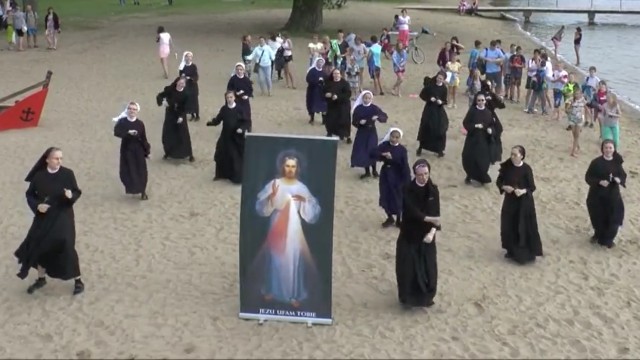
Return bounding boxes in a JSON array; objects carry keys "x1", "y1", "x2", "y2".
[
  {"x1": 551, "y1": 25, "x2": 565, "y2": 61},
  {"x1": 574, "y1": 27, "x2": 582, "y2": 66}
]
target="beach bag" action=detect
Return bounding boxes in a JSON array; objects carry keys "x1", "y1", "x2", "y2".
[{"x1": 253, "y1": 49, "x2": 265, "y2": 74}]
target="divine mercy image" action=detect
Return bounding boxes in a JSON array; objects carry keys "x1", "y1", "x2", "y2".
[{"x1": 254, "y1": 151, "x2": 321, "y2": 308}]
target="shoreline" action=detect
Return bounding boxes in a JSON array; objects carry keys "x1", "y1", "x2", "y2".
[{"x1": 481, "y1": 2, "x2": 640, "y2": 119}]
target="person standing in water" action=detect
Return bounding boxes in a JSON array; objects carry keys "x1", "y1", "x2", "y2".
[
  {"x1": 573, "y1": 27, "x2": 582, "y2": 66},
  {"x1": 551, "y1": 25, "x2": 565, "y2": 61},
  {"x1": 14, "y1": 147, "x2": 85, "y2": 295}
]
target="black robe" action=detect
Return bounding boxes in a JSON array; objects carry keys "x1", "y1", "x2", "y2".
[
  {"x1": 207, "y1": 104, "x2": 251, "y2": 184},
  {"x1": 480, "y1": 90, "x2": 505, "y2": 164},
  {"x1": 179, "y1": 63, "x2": 200, "y2": 116},
  {"x1": 396, "y1": 180, "x2": 440, "y2": 307},
  {"x1": 585, "y1": 155, "x2": 627, "y2": 247},
  {"x1": 114, "y1": 117, "x2": 150, "y2": 194},
  {"x1": 15, "y1": 167, "x2": 82, "y2": 280},
  {"x1": 323, "y1": 78, "x2": 352, "y2": 139},
  {"x1": 227, "y1": 75, "x2": 254, "y2": 125},
  {"x1": 496, "y1": 161, "x2": 543, "y2": 264},
  {"x1": 156, "y1": 85, "x2": 193, "y2": 159},
  {"x1": 417, "y1": 82, "x2": 449, "y2": 153},
  {"x1": 461, "y1": 106, "x2": 494, "y2": 184}
]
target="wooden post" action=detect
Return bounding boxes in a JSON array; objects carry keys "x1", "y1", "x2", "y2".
[
  {"x1": 523, "y1": 10, "x2": 532, "y2": 23},
  {"x1": 587, "y1": 11, "x2": 596, "y2": 25}
]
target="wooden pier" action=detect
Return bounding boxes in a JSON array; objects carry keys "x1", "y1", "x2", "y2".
[{"x1": 397, "y1": 4, "x2": 640, "y2": 25}]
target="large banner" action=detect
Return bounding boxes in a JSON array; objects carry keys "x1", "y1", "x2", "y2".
[{"x1": 239, "y1": 134, "x2": 338, "y2": 326}]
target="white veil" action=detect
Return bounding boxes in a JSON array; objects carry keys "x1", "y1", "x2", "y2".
[
  {"x1": 178, "y1": 51, "x2": 193, "y2": 71},
  {"x1": 379, "y1": 127, "x2": 403, "y2": 145},
  {"x1": 352, "y1": 90, "x2": 373, "y2": 112},
  {"x1": 112, "y1": 102, "x2": 140, "y2": 122}
]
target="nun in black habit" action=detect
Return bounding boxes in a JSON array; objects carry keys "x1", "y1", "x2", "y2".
[
  {"x1": 178, "y1": 51, "x2": 200, "y2": 121},
  {"x1": 396, "y1": 159, "x2": 441, "y2": 309},
  {"x1": 496, "y1": 145, "x2": 543, "y2": 264},
  {"x1": 112, "y1": 102, "x2": 150, "y2": 200},
  {"x1": 227, "y1": 62, "x2": 254, "y2": 128},
  {"x1": 156, "y1": 76, "x2": 195, "y2": 162},
  {"x1": 207, "y1": 91, "x2": 251, "y2": 184},
  {"x1": 461, "y1": 92, "x2": 495, "y2": 186},
  {"x1": 14, "y1": 147, "x2": 85, "y2": 295},
  {"x1": 480, "y1": 80, "x2": 505, "y2": 164},
  {"x1": 585, "y1": 139, "x2": 627, "y2": 248},
  {"x1": 323, "y1": 68, "x2": 352, "y2": 143},
  {"x1": 416, "y1": 71, "x2": 449, "y2": 157}
]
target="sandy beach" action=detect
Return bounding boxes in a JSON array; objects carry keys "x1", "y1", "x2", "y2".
[{"x1": 1, "y1": 1, "x2": 640, "y2": 358}]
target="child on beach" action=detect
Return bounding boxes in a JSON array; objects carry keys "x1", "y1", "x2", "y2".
[
  {"x1": 346, "y1": 56, "x2": 360, "y2": 100},
  {"x1": 591, "y1": 81, "x2": 609, "y2": 136},
  {"x1": 466, "y1": 68, "x2": 482, "y2": 107},
  {"x1": 581, "y1": 66, "x2": 600, "y2": 127},
  {"x1": 601, "y1": 93, "x2": 621, "y2": 150},
  {"x1": 391, "y1": 42, "x2": 407, "y2": 97},
  {"x1": 446, "y1": 53, "x2": 463, "y2": 108},
  {"x1": 567, "y1": 88, "x2": 587, "y2": 157}
]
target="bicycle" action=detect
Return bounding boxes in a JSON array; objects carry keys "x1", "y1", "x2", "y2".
[{"x1": 407, "y1": 27, "x2": 435, "y2": 65}]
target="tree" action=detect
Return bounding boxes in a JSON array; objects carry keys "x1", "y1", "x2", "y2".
[{"x1": 283, "y1": 0, "x2": 347, "y2": 33}]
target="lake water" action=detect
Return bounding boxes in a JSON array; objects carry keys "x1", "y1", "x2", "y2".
[{"x1": 490, "y1": 0, "x2": 640, "y2": 110}]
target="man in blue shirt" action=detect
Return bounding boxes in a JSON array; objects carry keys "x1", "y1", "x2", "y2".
[{"x1": 480, "y1": 40, "x2": 504, "y2": 93}]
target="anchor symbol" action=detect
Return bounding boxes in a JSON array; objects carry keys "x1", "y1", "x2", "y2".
[{"x1": 20, "y1": 107, "x2": 36, "y2": 122}]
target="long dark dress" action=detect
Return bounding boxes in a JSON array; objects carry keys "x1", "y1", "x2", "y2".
[
  {"x1": 156, "y1": 85, "x2": 194, "y2": 159},
  {"x1": 350, "y1": 104, "x2": 388, "y2": 168},
  {"x1": 461, "y1": 106, "x2": 494, "y2": 184},
  {"x1": 323, "y1": 78, "x2": 352, "y2": 139},
  {"x1": 371, "y1": 142, "x2": 411, "y2": 216},
  {"x1": 227, "y1": 75, "x2": 254, "y2": 126},
  {"x1": 481, "y1": 89, "x2": 506, "y2": 164},
  {"x1": 207, "y1": 104, "x2": 251, "y2": 184},
  {"x1": 417, "y1": 82, "x2": 449, "y2": 154},
  {"x1": 306, "y1": 67, "x2": 328, "y2": 116},
  {"x1": 114, "y1": 117, "x2": 150, "y2": 195},
  {"x1": 496, "y1": 161, "x2": 543, "y2": 264},
  {"x1": 396, "y1": 179, "x2": 440, "y2": 307},
  {"x1": 179, "y1": 63, "x2": 200, "y2": 117},
  {"x1": 585, "y1": 155, "x2": 627, "y2": 247},
  {"x1": 15, "y1": 167, "x2": 82, "y2": 280}
]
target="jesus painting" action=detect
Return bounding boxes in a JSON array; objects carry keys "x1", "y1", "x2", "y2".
[{"x1": 255, "y1": 151, "x2": 321, "y2": 308}]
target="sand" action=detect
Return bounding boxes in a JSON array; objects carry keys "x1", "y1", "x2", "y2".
[{"x1": 1, "y1": 1, "x2": 640, "y2": 359}]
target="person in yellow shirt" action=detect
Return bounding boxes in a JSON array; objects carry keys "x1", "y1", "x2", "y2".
[{"x1": 446, "y1": 53, "x2": 464, "y2": 108}]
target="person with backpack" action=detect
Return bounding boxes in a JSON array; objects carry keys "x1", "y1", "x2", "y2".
[
  {"x1": 525, "y1": 55, "x2": 550, "y2": 115},
  {"x1": 478, "y1": 40, "x2": 504, "y2": 94}
]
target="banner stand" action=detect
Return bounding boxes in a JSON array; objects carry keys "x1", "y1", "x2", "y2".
[{"x1": 239, "y1": 313, "x2": 333, "y2": 327}]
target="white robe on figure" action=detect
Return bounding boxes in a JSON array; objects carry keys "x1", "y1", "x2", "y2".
[{"x1": 255, "y1": 178, "x2": 321, "y2": 304}]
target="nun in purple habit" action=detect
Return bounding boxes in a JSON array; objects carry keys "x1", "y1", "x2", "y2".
[
  {"x1": 227, "y1": 62, "x2": 254, "y2": 130},
  {"x1": 305, "y1": 57, "x2": 328, "y2": 124},
  {"x1": 371, "y1": 127, "x2": 412, "y2": 228},
  {"x1": 350, "y1": 90, "x2": 388, "y2": 179}
]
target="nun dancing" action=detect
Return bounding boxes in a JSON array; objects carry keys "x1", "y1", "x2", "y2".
[
  {"x1": 306, "y1": 58, "x2": 328, "y2": 125},
  {"x1": 156, "y1": 76, "x2": 195, "y2": 162},
  {"x1": 14, "y1": 147, "x2": 85, "y2": 295},
  {"x1": 323, "y1": 68, "x2": 353, "y2": 143},
  {"x1": 479, "y1": 80, "x2": 505, "y2": 164},
  {"x1": 178, "y1": 51, "x2": 201, "y2": 121},
  {"x1": 227, "y1": 63, "x2": 254, "y2": 129},
  {"x1": 585, "y1": 139, "x2": 627, "y2": 249},
  {"x1": 113, "y1": 102, "x2": 151, "y2": 200},
  {"x1": 416, "y1": 72, "x2": 449, "y2": 158},
  {"x1": 350, "y1": 90, "x2": 388, "y2": 179},
  {"x1": 371, "y1": 127, "x2": 411, "y2": 228},
  {"x1": 206, "y1": 91, "x2": 251, "y2": 184},
  {"x1": 461, "y1": 93, "x2": 495, "y2": 186},
  {"x1": 496, "y1": 145, "x2": 543, "y2": 264},
  {"x1": 396, "y1": 159, "x2": 441, "y2": 309}
]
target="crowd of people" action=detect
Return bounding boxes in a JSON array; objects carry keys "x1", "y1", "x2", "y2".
[
  {"x1": 1, "y1": 1, "x2": 61, "y2": 51},
  {"x1": 10, "y1": 9, "x2": 628, "y2": 318}
]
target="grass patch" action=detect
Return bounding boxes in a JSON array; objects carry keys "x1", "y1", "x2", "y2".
[
  {"x1": 45, "y1": 0, "x2": 291, "y2": 28},
  {"x1": 40, "y1": 0, "x2": 415, "y2": 29}
]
